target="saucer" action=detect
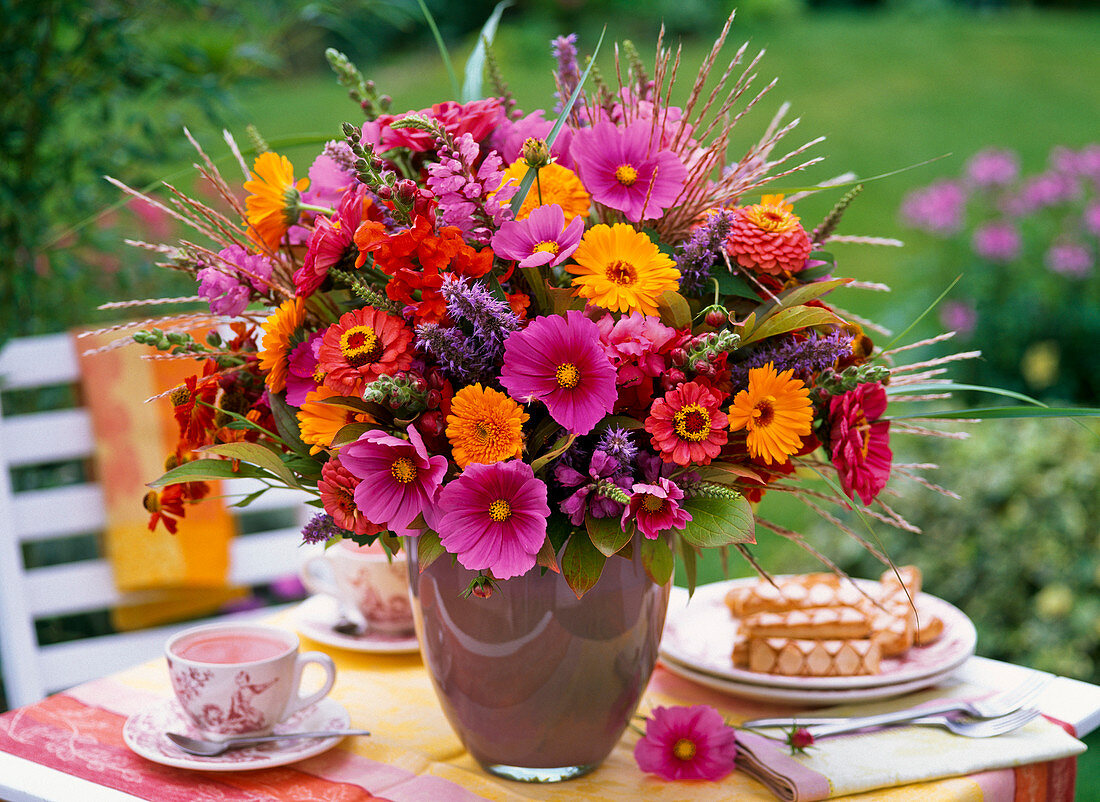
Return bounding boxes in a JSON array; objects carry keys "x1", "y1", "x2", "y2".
[
  {"x1": 123, "y1": 697, "x2": 350, "y2": 771},
  {"x1": 293, "y1": 594, "x2": 420, "y2": 654}
]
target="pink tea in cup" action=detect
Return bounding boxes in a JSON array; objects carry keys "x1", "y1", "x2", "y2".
[{"x1": 173, "y1": 631, "x2": 290, "y2": 664}]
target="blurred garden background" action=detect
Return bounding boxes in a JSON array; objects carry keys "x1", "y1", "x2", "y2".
[{"x1": 4, "y1": 0, "x2": 1100, "y2": 772}]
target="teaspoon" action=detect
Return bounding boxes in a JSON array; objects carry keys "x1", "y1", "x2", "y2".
[{"x1": 167, "y1": 728, "x2": 371, "y2": 756}]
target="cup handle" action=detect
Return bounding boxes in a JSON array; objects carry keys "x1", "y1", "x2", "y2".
[
  {"x1": 301, "y1": 555, "x2": 340, "y2": 598},
  {"x1": 283, "y1": 651, "x2": 336, "y2": 720}
]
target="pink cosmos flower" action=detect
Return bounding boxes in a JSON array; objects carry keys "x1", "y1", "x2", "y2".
[
  {"x1": 634, "y1": 705, "x2": 738, "y2": 781},
  {"x1": 302, "y1": 144, "x2": 356, "y2": 210},
  {"x1": 341, "y1": 424, "x2": 448, "y2": 536},
  {"x1": 436, "y1": 460, "x2": 550, "y2": 580},
  {"x1": 570, "y1": 120, "x2": 688, "y2": 222},
  {"x1": 491, "y1": 204, "x2": 584, "y2": 268},
  {"x1": 624, "y1": 477, "x2": 691, "y2": 540},
  {"x1": 500, "y1": 310, "x2": 618, "y2": 435},
  {"x1": 828, "y1": 382, "x2": 892, "y2": 506}
]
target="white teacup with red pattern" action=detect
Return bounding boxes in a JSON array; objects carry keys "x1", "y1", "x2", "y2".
[
  {"x1": 301, "y1": 540, "x2": 413, "y2": 635},
  {"x1": 165, "y1": 623, "x2": 336, "y2": 741}
]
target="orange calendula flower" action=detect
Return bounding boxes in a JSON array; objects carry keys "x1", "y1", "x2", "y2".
[
  {"x1": 727, "y1": 362, "x2": 814, "y2": 465},
  {"x1": 244, "y1": 151, "x2": 309, "y2": 251},
  {"x1": 500, "y1": 161, "x2": 591, "y2": 223},
  {"x1": 568, "y1": 223, "x2": 681, "y2": 316},
  {"x1": 446, "y1": 383, "x2": 528, "y2": 469},
  {"x1": 259, "y1": 297, "x2": 307, "y2": 394},
  {"x1": 297, "y1": 386, "x2": 375, "y2": 456}
]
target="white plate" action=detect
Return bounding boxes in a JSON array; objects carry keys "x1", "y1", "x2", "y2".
[
  {"x1": 293, "y1": 594, "x2": 420, "y2": 654},
  {"x1": 661, "y1": 657, "x2": 962, "y2": 706},
  {"x1": 123, "y1": 697, "x2": 349, "y2": 771},
  {"x1": 660, "y1": 579, "x2": 977, "y2": 691}
]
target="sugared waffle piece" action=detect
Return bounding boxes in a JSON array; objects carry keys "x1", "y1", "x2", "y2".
[
  {"x1": 742, "y1": 606, "x2": 872, "y2": 641},
  {"x1": 748, "y1": 637, "x2": 881, "y2": 677},
  {"x1": 725, "y1": 573, "x2": 865, "y2": 618}
]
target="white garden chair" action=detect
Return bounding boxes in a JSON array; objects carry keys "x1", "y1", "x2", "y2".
[{"x1": 0, "y1": 333, "x2": 311, "y2": 709}]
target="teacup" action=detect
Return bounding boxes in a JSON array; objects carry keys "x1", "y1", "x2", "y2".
[
  {"x1": 301, "y1": 539, "x2": 413, "y2": 635},
  {"x1": 165, "y1": 623, "x2": 336, "y2": 740}
]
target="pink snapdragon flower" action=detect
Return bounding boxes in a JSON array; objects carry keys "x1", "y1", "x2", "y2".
[
  {"x1": 341, "y1": 425, "x2": 448, "y2": 535},
  {"x1": 426, "y1": 133, "x2": 516, "y2": 246},
  {"x1": 491, "y1": 203, "x2": 584, "y2": 268},
  {"x1": 634, "y1": 705, "x2": 738, "y2": 781},
  {"x1": 570, "y1": 120, "x2": 688, "y2": 222},
  {"x1": 436, "y1": 460, "x2": 550, "y2": 580}
]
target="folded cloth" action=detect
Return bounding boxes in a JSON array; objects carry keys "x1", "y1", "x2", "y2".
[
  {"x1": 733, "y1": 687, "x2": 1086, "y2": 801},
  {"x1": 76, "y1": 329, "x2": 244, "y2": 629}
]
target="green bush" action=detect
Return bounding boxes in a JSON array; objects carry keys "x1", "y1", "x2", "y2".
[{"x1": 807, "y1": 417, "x2": 1100, "y2": 683}]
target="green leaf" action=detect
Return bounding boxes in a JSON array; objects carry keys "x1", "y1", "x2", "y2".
[
  {"x1": 148, "y1": 458, "x2": 271, "y2": 488},
  {"x1": 535, "y1": 537, "x2": 561, "y2": 574},
  {"x1": 888, "y1": 406, "x2": 1100, "y2": 421},
  {"x1": 885, "y1": 382, "x2": 1045, "y2": 406},
  {"x1": 332, "y1": 422, "x2": 373, "y2": 448},
  {"x1": 530, "y1": 432, "x2": 577, "y2": 474},
  {"x1": 640, "y1": 535, "x2": 674, "y2": 586},
  {"x1": 586, "y1": 511, "x2": 632, "y2": 557},
  {"x1": 268, "y1": 392, "x2": 311, "y2": 455},
  {"x1": 416, "y1": 531, "x2": 445, "y2": 572},
  {"x1": 597, "y1": 415, "x2": 646, "y2": 431},
  {"x1": 656, "y1": 290, "x2": 692, "y2": 330},
  {"x1": 679, "y1": 495, "x2": 756, "y2": 548},
  {"x1": 769, "y1": 277, "x2": 851, "y2": 314},
  {"x1": 461, "y1": 1, "x2": 512, "y2": 102},
  {"x1": 739, "y1": 305, "x2": 842, "y2": 347},
  {"x1": 315, "y1": 395, "x2": 377, "y2": 413},
  {"x1": 510, "y1": 26, "x2": 605, "y2": 217},
  {"x1": 561, "y1": 528, "x2": 607, "y2": 599},
  {"x1": 716, "y1": 270, "x2": 760, "y2": 301},
  {"x1": 676, "y1": 534, "x2": 698, "y2": 597},
  {"x1": 415, "y1": 0, "x2": 460, "y2": 99},
  {"x1": 200, "y1": 442, "x2": 302, "y2": 489},
  {"x1": 545, "y1": 282, "x2": 586, "y2": 315}
]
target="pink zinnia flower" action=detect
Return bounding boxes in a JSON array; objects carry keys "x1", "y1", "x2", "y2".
[
  {"x1": 491, "y1": 203, "x2": 584, "y2": 268},
  {"x1": 828, "y1": 382, "x2": 892, "y2": 506},
  {"x1": 645, "y1": 381, "x2": 729, "y2": 466},
  {"x1": 285, "y1": 332, "x2": 324, "y2": 406},
  {"x1": 570, "y1": 120, "x2": 688, "y2": 222},
  {"x1": 341, "y1": 425, "x2": 448, "y2": 536},
  {"x1": 624, "y1": 477, "x2": 691, "y2": 540},
  {"x1": 500, "y1": 310, "x2": 617, "y2": 435},
  {"x1": 436, "y1": 460, "x2": 550, "y2": 580},
  {"x1": 295, "y1": 186, "x2": 368, "y2": 297},
  {"x1": 317, "y1": 458, "x2": 385, "y2": 537},
  {"x1": 634, "y1": 705, "x2": 738, "y2": 781}
]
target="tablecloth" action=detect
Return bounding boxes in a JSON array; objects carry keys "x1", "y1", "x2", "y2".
[{"x1": 0, "y1": 607, "x2": 1082, "y2": 801}]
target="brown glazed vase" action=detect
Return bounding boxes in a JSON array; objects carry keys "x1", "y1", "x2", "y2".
[{"x1": 406, "y1": 534, "x2": 671, "y2": 783}]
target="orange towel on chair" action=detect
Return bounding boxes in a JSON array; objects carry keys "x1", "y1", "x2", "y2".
[{"x1": 75, "y1": 329, "x2": 244, "y2": 630}]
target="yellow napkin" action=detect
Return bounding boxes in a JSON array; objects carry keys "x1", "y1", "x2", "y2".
[{"x1": 76, "y1": 329, "x2": 244, "y2": 629}]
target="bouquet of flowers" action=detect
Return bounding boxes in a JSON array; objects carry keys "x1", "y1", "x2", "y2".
[
  {"x1": 109, "y1": 13, "x2": 956, "y2": 598},
  {"x1": 900, "y1": 144, "x2": 1100, "y2": 404}
]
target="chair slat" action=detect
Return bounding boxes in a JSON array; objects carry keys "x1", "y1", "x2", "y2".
[
  {"x1": 0, "y1": 409, "x2": 94, "y2": 467},
  {"x1": 12, "y1": 484, "x2": 106, "y2": 542},
  {"x1": 0, "y1": 333, "x2": 79, "y2": 389}
]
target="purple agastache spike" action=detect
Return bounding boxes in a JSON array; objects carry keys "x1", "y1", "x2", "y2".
[
  {"x1": 728, "y1": 329, "x2": 853, "y2": 389},
  {"x1": 675, "y1": 209, "x2": 737, "y2": 296}
]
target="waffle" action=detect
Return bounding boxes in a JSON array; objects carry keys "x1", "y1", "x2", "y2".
[{"x1": 748, "y1": 636, "x2": 882, "y2": 677}]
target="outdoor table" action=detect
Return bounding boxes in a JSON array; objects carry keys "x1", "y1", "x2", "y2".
[{"x1": 1, "y1": 601, "x2": 1098, "y2": 802}]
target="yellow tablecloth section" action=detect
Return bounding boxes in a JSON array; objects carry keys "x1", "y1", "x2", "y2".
[{"x1": 78, "y1": 606, "x2": 1079, "y2": 802}]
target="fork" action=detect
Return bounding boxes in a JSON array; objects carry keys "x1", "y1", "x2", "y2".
[
  {"x1": 806, "y1": 706, "x2": 1042, "y2": 740},
  {"x1": 743, "y1": 673, "x2": 1051, "y2": 731}
]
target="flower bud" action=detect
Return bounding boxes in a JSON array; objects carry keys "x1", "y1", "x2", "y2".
[
  {"x1": 521, "y1": 137, "x2": 553, "y2": 169},
  {"x1": 670, "y1": 348, "x2": 687, "y2": 366},
  {"x1": 704, "y1": 307, "x2": 728, "y2": 328}
]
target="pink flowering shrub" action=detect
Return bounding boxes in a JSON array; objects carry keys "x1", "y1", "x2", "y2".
[{"x1": 899, "y1": 144, "x2": 1100, "y2": 402}]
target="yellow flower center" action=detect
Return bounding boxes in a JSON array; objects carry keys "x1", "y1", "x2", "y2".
[
  {"x1": 390, "y1": 456, "x2": 417, "y2": 484},
  {"x1": 311, "y1": 364, "x2": 326, "y2": 383},
  {"x1": 672, "y1": 738, "x2": 697, "y2": 761},
  {"x1": 673, "y1": 404, "x2": 712, "y2": 442},
  {"x1": 614, "y1": 164, "x2": 638, "y2": 187},
  {"x1": 642, "y1": 494, "x2": 667, "y2": 513},
  {"x1": 488, "y1": 499, "x2": 512, "y2": 522},
  {"x1": 533, "y1": 240, "x2": 560, "y2": 256},
  {"x1": 340, "y1": 326, "x2": 382, "y2": 367},
  {"x1": 555, "y1": 362, "x2": 581, "y2": 389},
  {"x1": 747, "y1": 203, "x2": 798, "y2": 234},
  {"x1": 605, "y1": 259, "x2": 638, "y2": 286}
]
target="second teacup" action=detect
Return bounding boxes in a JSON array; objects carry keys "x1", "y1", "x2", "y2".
[{"x1": 301, "y1": 539, "x2": 413, "y2": 635}]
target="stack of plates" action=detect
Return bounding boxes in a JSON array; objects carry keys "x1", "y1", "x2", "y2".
[{"x1": 659, "y1": 578, "x2": 977, "y2": 706}]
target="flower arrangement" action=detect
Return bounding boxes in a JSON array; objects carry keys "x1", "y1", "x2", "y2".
[
  {"x1": 900, "y1": 144, "x2": 1100, "y2": 403},
  {"x1": 108, "y1": 12, "x2": 978, "y2": 598}
]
